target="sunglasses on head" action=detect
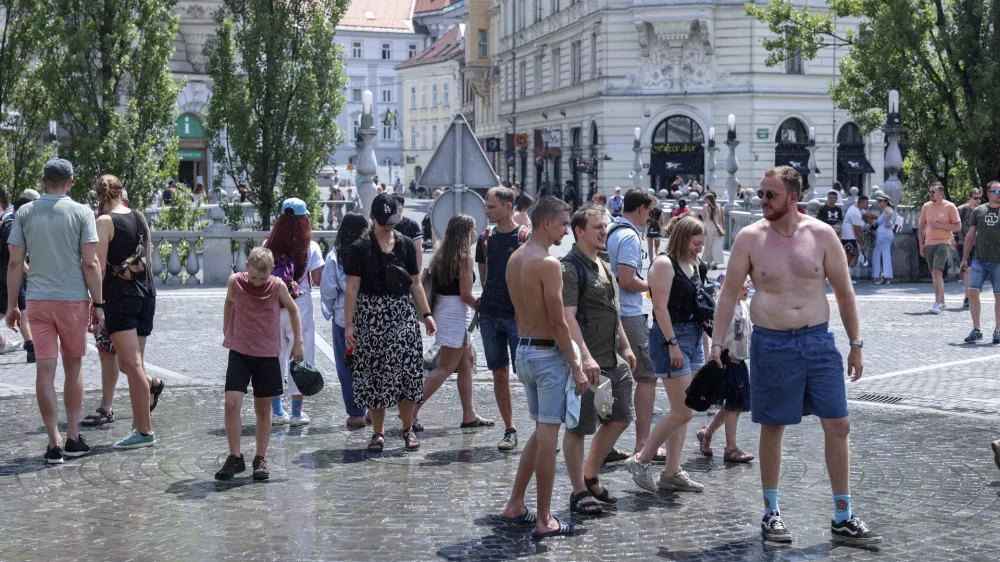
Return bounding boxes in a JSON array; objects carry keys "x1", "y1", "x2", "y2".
[{"x1": 757, "y1": 189, "x2": 784, "y2": 200}]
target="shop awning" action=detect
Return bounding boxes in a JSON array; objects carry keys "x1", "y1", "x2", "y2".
[
  {"x1": 774, "y1": 148, "x2": 815, "y2": 175},
  {"x1": 837, "y1": 152, "x2": 875, "y2": 174}
]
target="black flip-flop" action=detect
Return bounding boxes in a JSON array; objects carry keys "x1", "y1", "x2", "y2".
[
  {"x1": 149, "y1": 379, "x2": 165, "y2": 412},
  {"x1": 531, "y1": 517, "x2": 575, "y2": 540},
  {"x1": 499, "y1": 508, "x2": 537, "y2": 525},
  {"x1": 459, "y1": 417, "x2": 495, "y2": 429}
]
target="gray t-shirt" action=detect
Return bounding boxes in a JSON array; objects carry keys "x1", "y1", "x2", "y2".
[
  {"x1": 971, "y1": 204, "x2": 1000, "y2": 263},
  {"x1": 8, "y1": 194, "x2": 99, "y2": 301}
]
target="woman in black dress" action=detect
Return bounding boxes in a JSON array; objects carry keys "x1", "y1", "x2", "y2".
[{"x1": 343, "y1": 194, "x2": 436, "y2": 452}]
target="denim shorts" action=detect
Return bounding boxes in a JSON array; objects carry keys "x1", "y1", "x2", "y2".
[
  {"x1": 968, "y1": 259, "x2": 1000, "y2": 294},
  {"x1": 749, "y1": 323, "x2": 848, "y2": 426},
  {"x1": 649, "y1": 321, "x2": 704, "y2": 378},
  {"x1": 480, "y1": 313, "x2": 519, "y2": 371},
  {"x1": 515, "y1": 343, "x2": 570, "y2": 425}
]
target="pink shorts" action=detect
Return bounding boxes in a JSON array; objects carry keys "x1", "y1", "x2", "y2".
[{"x1": 26, "y1": 300, "x2": 91, "y2": 360}]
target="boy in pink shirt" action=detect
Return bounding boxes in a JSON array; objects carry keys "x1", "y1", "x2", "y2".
[{"x1": 216, "y1": 248, "x2": 303, "y2": 481}]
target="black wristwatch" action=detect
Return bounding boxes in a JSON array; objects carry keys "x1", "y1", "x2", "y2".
[
  {"x1": 666, "y1": 336, "x2": 678, "y2": 346},
  {"x1": 423, "y1": 312, "x2": 432, "y2": 319},
  {"x1": 92, "y1": 302, "x2": 104, "y2": 309}
]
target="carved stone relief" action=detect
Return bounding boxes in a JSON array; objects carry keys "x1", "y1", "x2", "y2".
[{"x1": 635, "y1": 19, "x2": 719, "y2": 91}]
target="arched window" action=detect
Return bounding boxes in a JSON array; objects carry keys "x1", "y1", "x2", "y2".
[
  {"x1": 649, "y1": 115, "x2": 705, "y2": 192},
  {"x1": 774, "y1": 118, "x2": 811, "y2": 193},
  {"x1": 837, "y1": 122, "x2": 874, "y2": 192}
]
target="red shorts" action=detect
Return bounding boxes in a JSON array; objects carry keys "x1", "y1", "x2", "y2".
[{"x1": 26, "y1": 300, "x2": 91, "y2": 360}]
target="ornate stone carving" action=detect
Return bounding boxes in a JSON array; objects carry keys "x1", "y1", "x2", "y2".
[{"x1": 636, "y1": 19, "x2": 720, "y2": 91}]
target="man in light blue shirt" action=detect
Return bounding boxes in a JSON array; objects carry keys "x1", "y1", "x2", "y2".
[
  {"x1": 607, "y1": 188, "x2": 665, "y2": 461},
  {"x1": 6, "y1": 158, "x2": 104, "y2": 464}
]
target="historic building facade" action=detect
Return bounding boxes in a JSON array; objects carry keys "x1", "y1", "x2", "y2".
[
  {"x1": 488, "y1": 0, "x2": 883, "y2": 199},
  {"x1": 396, "y1": 26, "x2": 465, "y2": 183}
]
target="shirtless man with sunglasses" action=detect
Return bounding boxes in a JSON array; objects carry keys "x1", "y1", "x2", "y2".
[{"x1": 712, "y1": 166, "x2": 881, "y2": 546}]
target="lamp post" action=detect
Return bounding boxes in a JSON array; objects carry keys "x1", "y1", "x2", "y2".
[
  {"x1": 706, "y1": 126, "x2": 718, "y2": 195},
  {"x1": 724, "y1": 114, "x2": 740, "y2": 211},
  {"x1": 882, "y1": 89, "x2": 905, "y2": 206},
  {"x1": 806, "y1": 126, "x2": 819, "y2": 200},
  {"x1": 355, "y1": 90, "x2": 378, "y2": 215},
  {"x1": 632, "y1": 127, "x2": 643, "y2": 189}
]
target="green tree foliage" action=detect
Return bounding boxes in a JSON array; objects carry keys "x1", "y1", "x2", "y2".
[
  {"x1": 38, "y1": 0, "x2": 181, "y2": 209},
  {"x1": 0, "y1": 0, "x2": 50, "y2": 199},
  {"x1": 747, "y1": 0, "x2": 1000, "y2": 201},
  {"x1": 204, "y1": 0, "x2": 349, "y2": 230}
]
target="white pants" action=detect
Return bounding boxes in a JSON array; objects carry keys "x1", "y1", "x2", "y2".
[
  {"x1": 702, "y1": 225, "x2": 725, "y2": 265},
  {"x1": 872, "y1": 234, "x2": 894, "y2": 279},
  {"x1": 280, "y1": 293, "x2": 316, "y2": 396}
]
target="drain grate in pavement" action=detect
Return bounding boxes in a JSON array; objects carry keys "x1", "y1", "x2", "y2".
[{"x1": 855, "y1": 393, "x2": 905, "y2": 404}]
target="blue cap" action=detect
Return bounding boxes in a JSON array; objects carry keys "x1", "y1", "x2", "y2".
[
  {"x1": 43, "y1": 158, "x2": 74, "y2": 181},
  {"x1": 281, "y1": 198, "x2": 309, "y2": 216}
]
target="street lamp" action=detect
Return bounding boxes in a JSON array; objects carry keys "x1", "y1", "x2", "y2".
[
  {"x1": 724, "y1": 115, "x2": 740, "y2": 211},
  {"x1": 632, "y1": 127, "x2": 643, "y2": 189},
  {"x1": 882, "y1": 89, "x2": 905, "y2": 206}
]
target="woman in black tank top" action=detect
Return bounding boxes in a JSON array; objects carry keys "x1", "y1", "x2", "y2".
[
  {"x1": 630, "y1": 215, "x2": 708, "y2": 491},
  {"x1": 413, "y1": 214, "x2": 493, "y2": 430},
  {"x1": 80, "y1": 175, "x2": 160, "y2": 449}
]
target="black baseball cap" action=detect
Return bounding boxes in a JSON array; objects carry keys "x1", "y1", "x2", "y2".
[{"x1": 371, "y1": 193, "x2": 400, "y2": 226}]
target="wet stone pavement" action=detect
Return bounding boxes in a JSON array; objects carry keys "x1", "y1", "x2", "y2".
[{"x1": 2, "y1": 212, "x2": 1000, "y2": 559}]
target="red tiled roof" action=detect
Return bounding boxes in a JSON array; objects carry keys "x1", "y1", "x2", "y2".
[
  {"x1": 338, "y1": 0, "x2": 414, "y2": 32},
  {"x1": 414, "y1": 0, "x2": 462, "y2": 14},
  {"x1": 395, "y1": 24, "x2": 464, "y2": 70}
]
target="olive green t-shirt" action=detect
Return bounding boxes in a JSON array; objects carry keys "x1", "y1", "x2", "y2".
[{"x1": 972, "y1": 204, "x2": 1000, "y2": 263}]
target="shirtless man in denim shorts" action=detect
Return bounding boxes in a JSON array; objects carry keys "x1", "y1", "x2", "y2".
[
  {"x1": 498, "y1": 196, "x2": 586, "y2": 540},
  {"x1": 711, "y1": 166, "x2": 881, "y2": 546}
]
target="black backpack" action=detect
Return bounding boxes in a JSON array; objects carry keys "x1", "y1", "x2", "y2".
[{"x1": 0, "y1": 215, "x2": 14, "y2": 268}]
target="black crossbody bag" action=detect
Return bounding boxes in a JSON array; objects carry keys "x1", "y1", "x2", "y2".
[{"x1": 371, "y1": 235, "x2": 412, "y2": 296}]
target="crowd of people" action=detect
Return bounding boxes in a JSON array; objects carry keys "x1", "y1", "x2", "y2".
[{"x1": 19, "y1": 155, "x2": 1000, "y2": 547}]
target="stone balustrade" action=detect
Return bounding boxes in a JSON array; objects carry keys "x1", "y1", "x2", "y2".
[{"x1": 145, "y1": 200, "x2": 359, "y2": 231}]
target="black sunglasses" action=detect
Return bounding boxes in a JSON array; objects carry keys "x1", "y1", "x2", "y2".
[{"x1": 757, "y1": 189, "x2": 784, "y2": 200}]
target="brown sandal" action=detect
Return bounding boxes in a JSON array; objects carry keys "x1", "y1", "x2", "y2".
[
  {"x1": 149, "y1": 379, "x2": 165, "y2": 412},
  {"x1": 81, "y1": 408, "x2": 115, "y2": 426}
]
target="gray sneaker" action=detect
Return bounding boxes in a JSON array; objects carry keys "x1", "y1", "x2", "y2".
[
  {"x1": 497, "y1": 428, "x2": 518, "y2": 451},
  {"x1": 625, "y1": 456, "x2": 657, "y2": 492},
  {"x1": 0, "y1": 340, "x2": 22, "y2": 354},
  {"x1": 656, "y1": 469, "x2": 705, "y2": 492}
]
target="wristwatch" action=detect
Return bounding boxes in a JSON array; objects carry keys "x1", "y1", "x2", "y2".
[
  {"x1": 849, "y1": 339, "x2": 864, "y2": 348},
  {"x1": 92, "y1": 303, "x2": 104, "y2": 309},
  {"x1": 666, "y1": 336, "x2": 679, "y2": 346},
  {"x1": 423, "y1": 312, "x2": 432, "y2": 319}
]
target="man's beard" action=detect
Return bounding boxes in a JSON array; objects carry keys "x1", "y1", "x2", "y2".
[{"x1": 764, "y1": 203, "x2": 790, "y2": 222}]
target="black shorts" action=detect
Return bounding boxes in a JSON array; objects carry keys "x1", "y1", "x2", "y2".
[
  {"x1": 0, "y1": 281, "x2": 26, "y2": 314},
  {"x1": 105, "y1": 295, "x2": 155, "y2": 336},
  {"x1": 841, "y1": 240, "x2": 859, "y2": 255},
  {"x1": 225, "y1": 350, "x2": 283, "y2": 397}
]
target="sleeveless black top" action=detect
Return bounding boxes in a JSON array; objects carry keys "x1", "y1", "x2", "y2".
[
  {"x1": 103, "y1": 210, "x2": 155, "y2": 300},
  {"x1": 437, "y1": 272, "x2": 475, "y2": 296}
]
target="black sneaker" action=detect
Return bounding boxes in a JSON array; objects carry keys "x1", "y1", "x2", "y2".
[
  {"x1": 965, "y1": 328, "x2": 983, "y2": 343},
  {"x1": 831, "y1": 515, "x2": 882, "y2": 546},
  {"x1": 214, "y1": 454, "x2": 245, "y2": 480},
  {"x1": 761, "y1": 511, "x2": 792, "y2": 543},
  {"x1": 993, "y1": 330, "x2": 1000, "y2": 344},
  {"x1": 44, "y1": 445, "x2": 64, "y2": 465},
  {"x1": 26, "y1": 350, "x2": 35, "y2": 363},
  {"x1": 252, "y1": 455, "x2": 269, "y2": 480},
  {"x1": 963, "y1": 297, "x2": 970, "y2": 309},
  {"x1": 64, "y1": 435, "x2": 90, "y2": 458}
]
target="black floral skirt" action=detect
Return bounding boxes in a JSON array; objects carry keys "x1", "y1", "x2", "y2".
[{"x1": 352, "y1": 293, "x2": 424, "y2": 409}]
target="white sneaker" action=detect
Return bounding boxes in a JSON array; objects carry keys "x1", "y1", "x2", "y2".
[
  {"x1": 272, "y1": 412, "x2": 290, "y2": 426},
  {"x1": 940, "y1": 301, "x2": 947, "y2": 310},
  {"x1": 0, "y1": 340, "x2": 23, "y2": 354},
  {"x1": 930, "y1": 303, "x2": 942, "y2": 314},
  {"x1": 290, "y1": 412, "x2": 310, "y2": 427}
]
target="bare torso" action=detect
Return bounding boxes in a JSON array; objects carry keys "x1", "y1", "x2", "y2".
[
  {"x1": 512, "y1": 212, "x2": 531, "y2": 228},
  {"x1": 745, "y1": 216, "x2": 832, "y2": 330},
  {"x1": 507, "y1": 241, "x2": 556, "y2": 338}
]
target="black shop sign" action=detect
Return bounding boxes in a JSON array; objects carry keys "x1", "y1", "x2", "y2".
[{"x1": 649, "y1": 143, "x2": 704, "y2": 176}]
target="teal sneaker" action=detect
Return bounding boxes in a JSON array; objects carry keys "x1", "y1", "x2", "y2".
[{"x1": 113, "y1": 428, "x2": 156, "y2": 449}]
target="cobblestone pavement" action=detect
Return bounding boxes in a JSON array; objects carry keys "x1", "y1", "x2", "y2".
[{"x1": 1, "y1": 205, "x2": 1000, "y2": 559}]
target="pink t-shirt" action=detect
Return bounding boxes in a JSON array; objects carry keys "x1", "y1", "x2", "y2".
[
  {"x1": 223, "y1": 273, "x2": 282, "y2": 357},
  {"x1": 919, "y1": 200, "x2": 960, "y2": 246}
]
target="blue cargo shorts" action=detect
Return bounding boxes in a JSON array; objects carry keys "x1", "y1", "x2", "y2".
[
  {"x1": 749, "y1": 323, "x2": 848, "y2": 426},
  {"x1": 480, "y1": 313, "x2": 519, "y2": 371},
  {"x1": 968, "y1": 259, "x2": 1000, "y2": 294}
]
